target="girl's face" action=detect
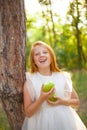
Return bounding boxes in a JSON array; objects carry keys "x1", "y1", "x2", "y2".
[{"x1": 33, "y1": 45, "x2": 51, "y2": 70}]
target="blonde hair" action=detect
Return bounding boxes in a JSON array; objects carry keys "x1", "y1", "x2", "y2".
[{"x1": 29, "y1": 41, "x2": 61, "y2": 73}]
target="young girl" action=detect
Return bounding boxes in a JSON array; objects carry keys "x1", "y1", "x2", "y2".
[{"x1": 22, "y1": 41, "x2": 87, "y2": 130}]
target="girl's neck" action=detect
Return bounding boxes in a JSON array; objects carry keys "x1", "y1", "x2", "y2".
[{"x1": 38, "y1": 68, "x2": 52, "y2": 76}]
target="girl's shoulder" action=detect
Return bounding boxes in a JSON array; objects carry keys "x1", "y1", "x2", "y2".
[
  {"x1": 54, "y1": 71, "x2": 70, "y2": 76},
  {"x1": 25, "y1": 72, "x2": 30, "y2": 80},
  {"x1": 53, "y1": 71, "x2": 71, "y2": 81},
  {"x1": 25, "y1": 72, "x2": 37, "y2": 80},
  {"x1": 61, "y1": 71, "x2": 70, "y2": 76}
]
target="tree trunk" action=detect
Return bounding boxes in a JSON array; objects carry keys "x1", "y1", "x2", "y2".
[{"x1": 0, "y1": 0, "x2": 26, "y2": 130}]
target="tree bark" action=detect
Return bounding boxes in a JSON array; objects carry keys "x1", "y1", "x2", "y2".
[{"x1": 0, "y1": 0, "x2": 26, "y2": 130}]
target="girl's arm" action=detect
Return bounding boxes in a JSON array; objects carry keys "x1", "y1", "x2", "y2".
[
  {"x1": 59, "y1": 88, "x2": 80, "y2": 107},
  {"x1": 23, "y1": 80, "x2": 55, "y2": 117},
  {"x1": 47, "y1": 88, "x2": 80, "y2": 108}
]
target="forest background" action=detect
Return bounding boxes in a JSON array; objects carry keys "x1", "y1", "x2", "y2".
[{"x1": 0, "y1": 0, "x2": 87, "y2": 129}]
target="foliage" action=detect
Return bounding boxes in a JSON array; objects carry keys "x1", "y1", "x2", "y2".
[
  {"x1": 25, "y1": 0, "x2": 87, "y2": 70},
  {"x1": 66, "y1": 0, "x2": 87, "y2": 68}
]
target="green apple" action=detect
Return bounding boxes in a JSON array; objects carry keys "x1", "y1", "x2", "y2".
[
  {"x1": 49, "y1": 93, "x2": 58, "y2": 102},
  {"x1": 43, "y1": 81, "x2": 54, "y2": 92},
  {"x1": 43, "y1": 81, "x2": 58, "y2": 102}
]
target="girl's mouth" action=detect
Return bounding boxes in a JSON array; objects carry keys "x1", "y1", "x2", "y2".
[{"x1": 39, "y1": 59, "x2": 47, "y2": 63}]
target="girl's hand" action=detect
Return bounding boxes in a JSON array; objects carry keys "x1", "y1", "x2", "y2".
[
  {"x1": 47, "y1": 96, "x2": 71, "y2": 106},
  {"x1": 47, "y1": 94, "x2": 79, "y2": 108},
  {"x1": 47, "y1": 96, "x2": 62, "y2": 106},
  {"x1": 39, "y1": 85, "x2": 55, "y2": 102}
]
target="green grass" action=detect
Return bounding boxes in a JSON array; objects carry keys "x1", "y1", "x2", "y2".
[
  {"x1": 71, "y1": 70, "x2": 87, "y2": 127},
  {"x1": 0, "y1": 70, "x2": 87, "y2": 129},
  {"x1": 71, "y1": 70, "x2": 87, "y2": 99},
  {"x1": 0, "y1": 102, "x2": 11, "y2": 130}
]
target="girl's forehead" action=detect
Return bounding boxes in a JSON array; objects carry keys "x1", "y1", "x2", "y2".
[{"x1": 33, "y1": 45, "x2": 47, "y2": 51}]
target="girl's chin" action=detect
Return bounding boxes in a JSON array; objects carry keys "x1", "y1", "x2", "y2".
[{"x1": 39, "y1": 67, "x2": 47, "y2": 69}]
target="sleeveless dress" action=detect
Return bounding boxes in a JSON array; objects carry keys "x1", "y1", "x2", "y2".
[{"x1": 22, "y1": 72, "x2": 87, "y2": 130}]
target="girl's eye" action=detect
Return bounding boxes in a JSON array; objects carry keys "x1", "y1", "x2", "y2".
[
  {"x1": 34, "y1": 53, "x2": 40, "y2": 56},
  {"x1": 34, "y1": 51, "x2": 48, "y2": 56},
  {"x1": 43, "y1": 51, "x2": 48, "y2": 54}
]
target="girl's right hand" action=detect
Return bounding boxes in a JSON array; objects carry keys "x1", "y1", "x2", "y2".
[{"x1": 39, "y1": 85, "x2": 55, "y2": 102}]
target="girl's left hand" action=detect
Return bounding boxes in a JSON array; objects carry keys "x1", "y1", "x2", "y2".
[
  {"x1": 47, "y1": 96, "x2": 62, "y2": 106},
  {"x1": 47, "y1": 88, "x2": 80, "y2": 107}
]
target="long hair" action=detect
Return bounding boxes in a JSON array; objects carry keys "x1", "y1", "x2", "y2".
[{"x1": 29, "y1": 41, "x2": 61, "y2": 73}]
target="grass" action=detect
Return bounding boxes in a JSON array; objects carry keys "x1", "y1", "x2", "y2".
[
  {"x1": 71, "y1": 70, "x2": 87, "y2": 99},
  {"x1": 71, "y1": 69, "x2": 87, "y2": 127},
  {"x1": 0, "y1": 101, "x2": 11, "y2": 130},
  {"x1": 0, "y1": 69, "x2": 87, "y2": 129}
]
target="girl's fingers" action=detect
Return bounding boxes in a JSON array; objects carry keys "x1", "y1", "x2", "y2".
[{"x1": 49, "y1": 87, "x2": 55, "y2": 95}]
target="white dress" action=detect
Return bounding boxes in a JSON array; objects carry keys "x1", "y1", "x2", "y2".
[{"x1": 22, "y1": 72, "x2": 87, "y2": 130}]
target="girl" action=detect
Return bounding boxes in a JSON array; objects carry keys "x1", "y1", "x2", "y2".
[{"x1": 22, "y1": 41, "x2": 87, "y2": 130}]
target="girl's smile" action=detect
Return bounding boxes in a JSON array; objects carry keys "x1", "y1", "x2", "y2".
[{"x1": 33, "y1": 45, "x2": 51, "y2": 69}]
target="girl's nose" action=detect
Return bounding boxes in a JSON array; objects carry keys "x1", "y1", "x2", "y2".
[{"x1": 40, "y1": 52, "x2": 44, "y2": 56}]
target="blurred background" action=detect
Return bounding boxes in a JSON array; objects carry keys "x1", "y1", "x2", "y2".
[{"x1": 0, "y1": 0, "x2": 87, "y2": 129}]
